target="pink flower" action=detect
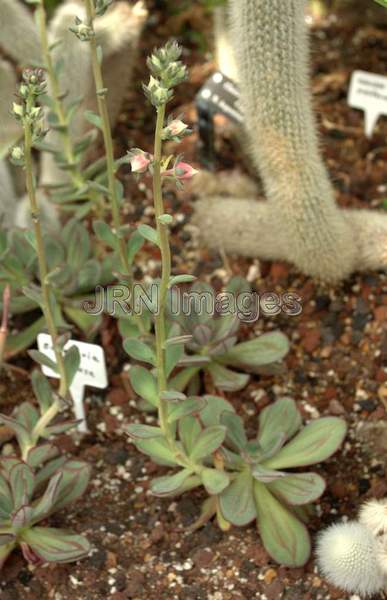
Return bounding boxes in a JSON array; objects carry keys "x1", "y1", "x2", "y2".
[
  {"x1": 164, "y1": 161, "x2": 198, "y2": 181},
  {"x1": 168, "y1": 120, "x2": 188, "y2": 137},
  {"x1": 129, "y1": 151, "x2": 151, "y2": 174}
]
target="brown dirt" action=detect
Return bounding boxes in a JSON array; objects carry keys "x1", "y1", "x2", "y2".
[{"x1": 1, "y1": 1, "x2": 387, "y2": 599}]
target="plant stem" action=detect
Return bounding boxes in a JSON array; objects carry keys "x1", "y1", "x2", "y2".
[
  {"x1": 0, "y1": 285, "x2": 11, "y2": 377},
  {"x1": 24, "y1": 111, "x2": 68, "y2": 403},
  {"x1": 36, "y1": 0, "x2": 84, "y2": 189},
  {"x1": 151, "y1": 105, "x2": 172, "y2": 442},
  {"x1": 83, "y1": 0, "x2": 132, "y2": 284}
]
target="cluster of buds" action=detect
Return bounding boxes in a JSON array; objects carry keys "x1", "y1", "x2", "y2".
[
  {"x1": 143, "y1": 41, "x2": 187, "y2": 107},
  {"x1": 69, "y1": 16, "x2": 95, "y2": 42},
  {"x1": 10, "y1": 68, "x2": 47, "y2": 165},
  {"x1": 161, "y1": 115, "x2": 191, "y2": 142}
]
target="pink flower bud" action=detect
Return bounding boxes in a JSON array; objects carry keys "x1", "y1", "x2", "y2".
[
  {"x1": 129, "y1": 152, "x2": 151, "y2": 174},
  {"x1": 164, "y1": 161, "x2": 198, "y2": 181},
  {"x1": 168, "y1": 120, "x2": 188, "y2": 136}
]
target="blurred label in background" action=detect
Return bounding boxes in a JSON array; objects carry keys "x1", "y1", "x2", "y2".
[{"x1": 348, "y1": 70, "x2": 387, "y2": 138}]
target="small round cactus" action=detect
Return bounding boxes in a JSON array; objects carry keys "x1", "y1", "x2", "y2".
[
  {"x1": 316, "y1": 521, "x2": 386, "y2": 597},
  {"x1": 359, "y1": 498, "x2": 387, "y2": 536}
]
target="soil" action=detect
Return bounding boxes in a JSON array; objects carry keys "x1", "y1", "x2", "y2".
[{"x1": 1, "y1": 1, "x2": 387, "y2": 599}]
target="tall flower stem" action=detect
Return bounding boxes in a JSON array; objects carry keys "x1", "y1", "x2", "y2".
[
  {"x1": 36, "y1": 0, "x2": 83, "y2": 189},
  {"x1": 24, "y1": 107, "x2": 68, "y2": 402},
  {"x1": 83, "y1": 0, "x2": 131, "y2": 284},
  {"x1": 151, "y1": 104, "x2": 173, "y2": 444},
  {"x1": 0, "y1": 285, "x2": 11, "y2": 377}
]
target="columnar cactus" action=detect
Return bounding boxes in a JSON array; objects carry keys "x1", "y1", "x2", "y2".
[
  {"x1": 195, "y1": 0, "x2": 387, "y2": 282},
  {"x1": 213, "y1": 5, "x2": 238, "y2": 82}
]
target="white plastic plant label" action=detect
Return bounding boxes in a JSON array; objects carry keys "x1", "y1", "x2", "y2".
[
  {"x1": 348, "y1": 70, "x2": 387, "y2": 138},
  {"x1": 37, "y1": 334, "x2": 108, "y2": 433}
]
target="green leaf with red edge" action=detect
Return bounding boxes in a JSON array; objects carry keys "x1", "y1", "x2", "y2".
[
  {"x1": 0, "y1": 415, "x2": 31, "y2": 454},
  {"x1": 262, "y1": 417, "x2": 347, "y2": 469},
  {"x1": 207, "y1": 362, "x2": 249, "y2": 392},
  {"x1": 49, "y1": 461, "x2": 91, "y2": 513},
  {"x1": 15, "y1": 403, "x2": 39, "y2": 434},
  {"x1": 21, "y1": 527, "x2": 90, "y2": 563},
  {"x1": 219, "y1": 470, "x2": 256, "y2": 526},
  {"x1": 9, "y1": 463, "x2": 34, "y2": 510},
  {"x1": 26, "y1": 444, "x2": 59, "y2": 469},
  {"x1": 31, "y1": 472, "x2": 63, "y2": 523},
  {"x1": 33, "y1": 456, "x2": 67, "y2": 490},
  {"x1": 267, "y1": 473, "x2": 326, "y2": 506},
  {"x1": 258, "y1": 397, "x2": 302, "y2": 450},
  {"x1": 150, "y1": 469, "x2": 193, "y2": 497},
  {"x1": 0, "y1": 473, "x2": 12, "y2": 518},
  {"x1": 129, "y1": 366, "x2": 159, "y2": 407},
  {"x1": 201, "y1": 468, "x2": 230, "y2": 495},
  {"x1": 253, "y1": 481, "x2": 311, "y2": 567},
  {"x1": 31, "y1": 370, "x2": 54, "y2": 414},
  {"x1": 189, "y1": 426, "x2": 226, "y2": 462},
  {"x1": 127, "y1": 424, "x2": 163, "y2": 440},
  {"x1": 218, "y1": 331, "x2": 289, "y2": 371},
  {"x1": 135, "y1": 436, "x2": 179, "y2": 467}
]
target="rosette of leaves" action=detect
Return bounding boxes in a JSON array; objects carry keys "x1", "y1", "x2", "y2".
[
  {"x1": 167, "y1": 279, "x2": 290, "y2": 393},
  {"x1": 0, "y1": 456, "x2": 91, "y2": 569},
  {"x1": 127, "y1": 396, "x2": 347, "y2": 567},
  {"x1": 0, "y1": 370, "x2": 91, "y2": 569},
  {"x1": 0, "y1": 218, "x2": 114, "y2": 356}
]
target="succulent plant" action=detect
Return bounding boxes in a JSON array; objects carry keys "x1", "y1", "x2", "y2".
[
  {"x1": 0, "y1": 369, "x2": 91, "y2": 570},
  {"x1": 0, "y1": 456, "x2": 91, "y2": 569},
  {"x1": 0, "y1": 218, "x2": 114, "y2": 356},
  {"x1": 167, "y1": 279, "x2": 289, "y2": 393},
  {"x1": 128, "y1": 396, "x2": 347, "y2": 566}
]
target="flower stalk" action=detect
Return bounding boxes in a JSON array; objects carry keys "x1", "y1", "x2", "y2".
[
  {"x1": 18, "y1": 69, "x2": 68, "y2": 402},
  {"x1": 83, "y1": 0, "x2": 132, "y2": 284}
]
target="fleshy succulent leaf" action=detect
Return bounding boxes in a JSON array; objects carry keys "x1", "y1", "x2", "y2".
[
  {"x1": 219, "y1": 470, "x2": 256, "y2": 526},
  {"x1": 218, "y1": 331, "x2": 289, "y2": 371},
  {"x1": 199, "y1": 396, "x2": 235, "y2": 427},
  {"x1": 31, "y1": 370, "x2": 54, "y2": 414},
  {"x1": 9, "y1": 462, "x2": 34, "y2": 510},
  {"x1": 0, "y1": 415, "x2": 31, "y2": 454},
  {"x1": 21, "y1": 527, "x2": 90, "y2": 564},
  {"x1": 178, "y1": 415, "x2": 201, "y2": 455},
  {"x1": 135, "y1": 437, "x2": 179, "y2": 467},
  {"x1": 258, "y1": 397, "x2": 302, "y2": 449},
  {"x1": 26, "y1": 444, "x2": 58, "y2": 469},
  {"x1": 150, "y1": 468, "x2": 193, "y2": 496},
  {"x1": 251, "y1": 465, "x2": 287, "y2": 483},
  {"x1": 220, "y1": 412, "x2": 248, "y2": 452},
  {"x1": 0, "y1": 473, "x2": 12, "y2": 518},
  {"x1": 16, "y1": 402, "x2": 40, "y2": 433},
  {"x1": 49, "y1": 461, "x2": 91, "y2": 514},
  {"x1": 267, "y1": 472, "x2": 326, "y2": 505},
  {"x1": 129, "y1": 366, "x2": 159, "y2": 407},
  {"x1": 126, "y1": 424, "x2": 163, "y2": 440},
  {"x1": 262, "y1": 417, "x2": 347, "y2": 469},
  {"x1": 207, "y1": 362, "x2": 250, "y2": 392},
  {"x1": 253, "y1": 481, "x2": 311, "y2": 567},
  {"x1": 167, "y1": 397, "x2": 206, "y2": 423},
  {"x1": 201, "y1": 468, "x2": 230, "y2": 495},
  {"x1": 189, "y1": 426, "x2": 227, "y2": 462},
  {"x1": 31, "y1": 472, "x2": 63, "y2": 523},
  {"x1": 123, "y1": 338, "x2": 156, "y2": 365}
]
